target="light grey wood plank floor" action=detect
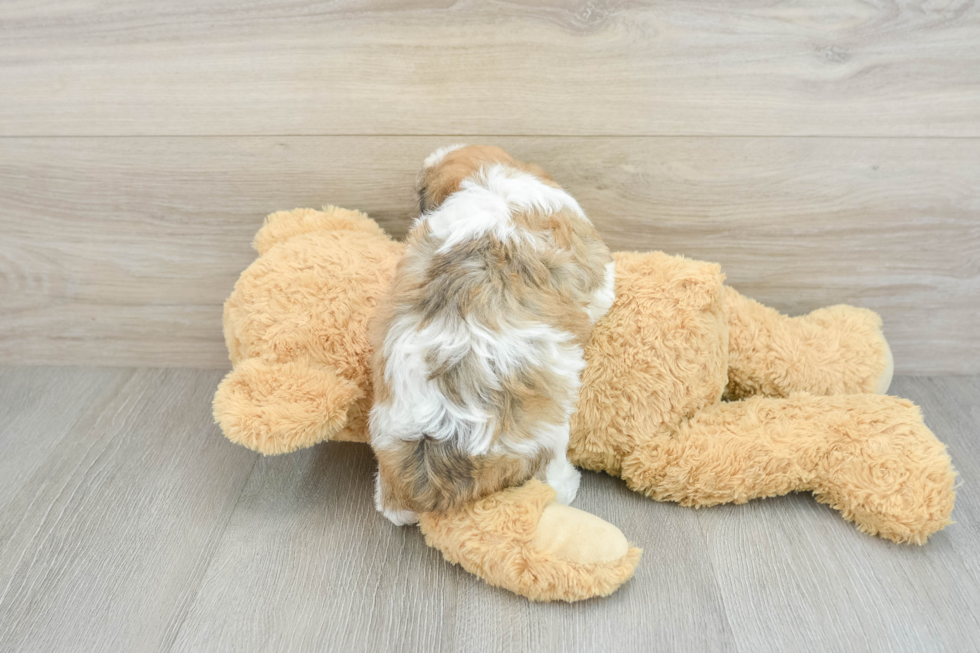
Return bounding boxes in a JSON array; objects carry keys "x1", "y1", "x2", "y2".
[
  {"x1": 0, "y1": 369, "x2": 976, "y2": 652},
  {"x1": 0, "y1": 368, "x2": 257, "y2": 652}
]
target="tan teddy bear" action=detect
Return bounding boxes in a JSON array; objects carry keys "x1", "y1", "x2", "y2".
[{"x1": 214, "y1": 206, "x2": 955, "y2": 602}]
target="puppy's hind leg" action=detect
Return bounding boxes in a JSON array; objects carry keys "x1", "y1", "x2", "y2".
[
  {"x1": 545, "y1": 454, "x2": 581, "y2": 505},
  {"x1": 374, "y1": 473, "x2": 419, "y2": 526},
  {"x1": 540, "y1": 421, "x2": 581, "y2": 505}
]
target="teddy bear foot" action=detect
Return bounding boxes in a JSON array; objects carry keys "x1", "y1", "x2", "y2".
[
  {"x1": 814, "y1": 395, "x2": 955, "y2": 544},
  {"x1": 800, "y1": 305, "x2": 896, "y2": 395},
  {"x1": 418, "y1": 479, "x2": 641, "y2": 602},
  {"x1": 724, "y1": 289, "x2": 898, "y2": 398}
]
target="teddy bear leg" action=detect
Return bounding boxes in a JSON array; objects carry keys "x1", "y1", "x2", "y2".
[
  {"x1": 808, "y1": 394, "x2": 955, "y2": 544},
  {"x1": 724, "y1": 286, "x2": 893, "y2": 399},
  {"x1": 417, "y1": 480, "x2": 642, "y2": 602},
  {"x1": 619, "y1": 393, "x2": 955, "y2": 544},
  {"x1": 213, "y1": 358, "x2": 364, "y2": 455}
]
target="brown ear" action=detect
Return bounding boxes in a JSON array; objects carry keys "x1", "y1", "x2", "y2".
[
  {"x1": 213, "y1": 358, "x2": 363, "y2": 455},
  {"x1": 417, "y1": 144, "x2": 518, "y2": 211}
]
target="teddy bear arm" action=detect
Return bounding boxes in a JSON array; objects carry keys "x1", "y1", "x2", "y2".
[
  {"x1": 723, "y1": 285, "x2": 893, "y2": 399},
  {"x1": 213, "y1": 358, "x2": 366, "y2": 455},
  {"x1": 618, "y1": 393, "x2": 955, "y2": 544},
  {"x1": 417, "y1": 479, "x2": 642, "y2": 602}
]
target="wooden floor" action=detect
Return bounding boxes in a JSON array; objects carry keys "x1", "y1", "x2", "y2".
[{"x1": 0, "y1": 367, "x2": 976, "y2": 652}]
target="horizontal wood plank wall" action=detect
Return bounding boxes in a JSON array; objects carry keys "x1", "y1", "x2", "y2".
[
  {"x1": 1, "y1": 1, "x2": 978, "y2": 136},
  {"x1": 0, "y1": 1, "x2": 978, "y2": 372},
  {"x1": 1, "y1": 136, "x2": 977, "y2": 372}
]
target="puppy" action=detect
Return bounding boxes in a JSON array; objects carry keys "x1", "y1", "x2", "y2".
[{"x1": 369, "y1": 145, "x2": 615, "y2": 525}]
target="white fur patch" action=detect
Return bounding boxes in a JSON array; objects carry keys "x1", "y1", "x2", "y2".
[
  {"x1": 369, "y1": 314, "x2": 584, "y2": 459},
  {"x1": 587, "y1": 261, "x2": 616, "y2": 324},
  {"x1": 420, "y1": 182, "x2": 518, "y2": 252},
  {"x1": 543, "y1": 447, "x2": 581, "y2": 506},
  {"x1": 420, "y1": 164, "x2": 587, "y2": 253},
  {"x1": 473, "y1": 164, "x2": 586, "y2": 220},
  {"x1": 422, "y1": 143, "x2": 467, "y2": 170}
]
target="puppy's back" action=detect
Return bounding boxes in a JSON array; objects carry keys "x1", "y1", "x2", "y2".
[{"x1": 370, "y1": 151, "x2": 610, "y2": 515}]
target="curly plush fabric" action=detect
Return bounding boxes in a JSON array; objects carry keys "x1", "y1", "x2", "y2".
[{"x1": 213, "y1": 358, "x2": 361, "y2": 454}]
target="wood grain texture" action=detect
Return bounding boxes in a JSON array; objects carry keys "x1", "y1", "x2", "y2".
[
  {"x1": 0, "y1": 366, "x2": 131, "y2": 508},
  {"x1": 0, "y1": 369, "x2": 977, "y2": 652},
  {"x1": 1, "y1": 0, "x2": 979, "y2": 136},
  {"x1": 1, "y1": 136, "x2": 977, "y2": 372},
  {"x1": 0, "y1": 367, "x2": 257, "y2": 652}
]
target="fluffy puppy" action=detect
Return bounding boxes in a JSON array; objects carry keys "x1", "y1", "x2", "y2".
[{"x1": 369, "y1": 145, "x2": 615, "y2": 525}]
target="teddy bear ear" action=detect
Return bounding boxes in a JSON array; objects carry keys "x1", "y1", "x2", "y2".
[
  {"x1": 213, "y1": 358, "x2": 363, "y2": 455},
  {"x1": 252, "y1": 206, "x2": 388, "y2": 255}
]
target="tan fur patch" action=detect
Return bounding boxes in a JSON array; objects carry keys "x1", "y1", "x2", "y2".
[{"x1": 377, "y1": 442, "x2": 551, "y2": 514}]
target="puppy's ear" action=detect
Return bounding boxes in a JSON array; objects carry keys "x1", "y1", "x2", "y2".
[
  {"x1": 415, "y1": 157, "x2": 453, "y2": 214},
  {"x1": 417, "y1": 144, "x2": 468, "y2": 213},
  {"x1": 416, "y1": 161, "x2": 464, "y2": 214}
]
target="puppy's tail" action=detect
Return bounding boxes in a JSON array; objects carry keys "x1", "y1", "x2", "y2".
[{"x1": 379, "y1": 436, "x2": 542, "y2": 514}]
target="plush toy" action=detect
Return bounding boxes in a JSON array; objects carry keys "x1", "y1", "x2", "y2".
[{"x1": 214, "y1": 206, "x2": 956, "y2": 602}]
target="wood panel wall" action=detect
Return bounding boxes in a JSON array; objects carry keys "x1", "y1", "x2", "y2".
[{"x1": 1, "y1": 1, "x2": 978, "y2": 373}]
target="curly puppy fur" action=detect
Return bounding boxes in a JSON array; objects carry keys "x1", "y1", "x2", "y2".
[{"x1": 369, "y1": 145, "x2": 614, "y2": 524}]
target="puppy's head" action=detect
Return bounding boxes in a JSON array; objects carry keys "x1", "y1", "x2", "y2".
[{"x1": 416, "y1": 144, "x2": 557, "y2": 213}]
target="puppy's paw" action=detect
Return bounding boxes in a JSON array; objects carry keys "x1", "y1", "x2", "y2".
[
  {"x1": 547, "y1": 461, "x2": 581, "y2": 506},
  {"x1": 375, "y1": 473, "x2": 419, "y2": 526},
  {"x1": 381, "y1": 506, "x2": 419, "y2": 526}
]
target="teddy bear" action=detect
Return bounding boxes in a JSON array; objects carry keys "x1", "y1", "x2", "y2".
[{"x1": 213, "y1": 205, "x2": 956, "y2": 602}]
